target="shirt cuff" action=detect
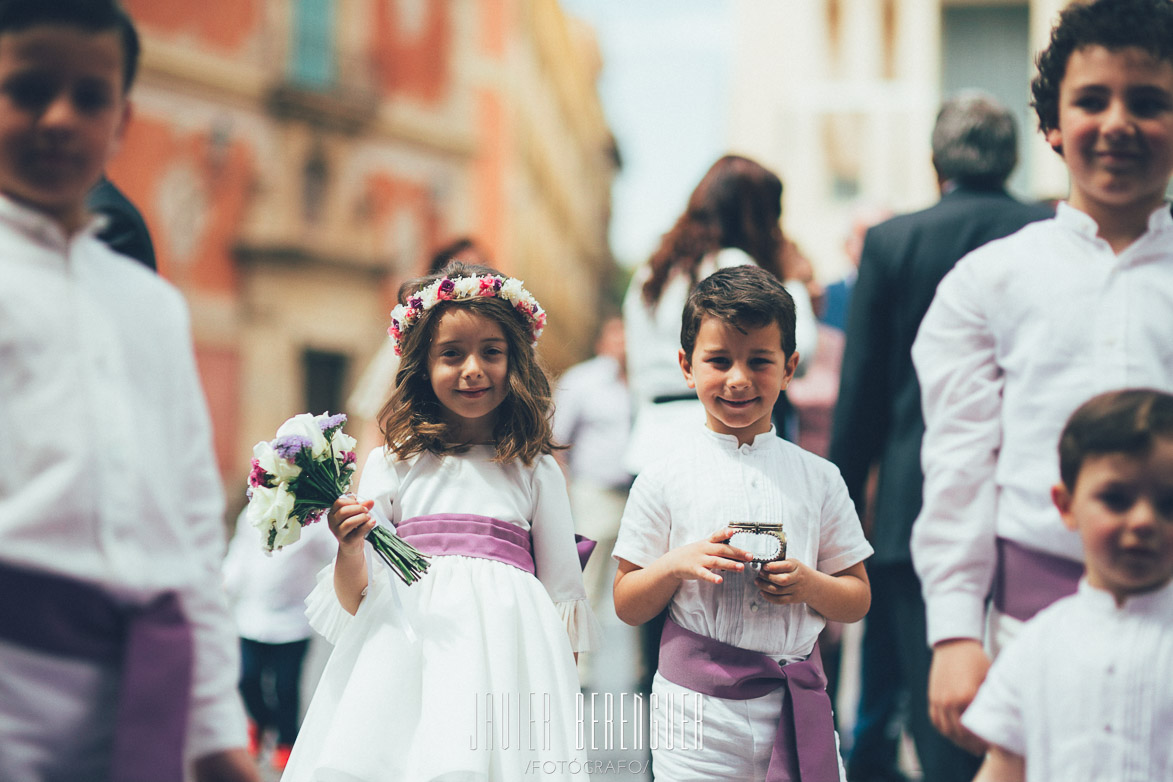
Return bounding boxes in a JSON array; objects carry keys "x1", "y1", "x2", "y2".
[
  {"x1": 555, "y1": 596, "x2": 604, "y2": 653},
  {"x1": 925, "y1": 591, "x2": 988, "y2": 647},
  {"x1": 961, "y1": 697, "x2": 1026, "y2": 756},
  {"x1": 305, "y1": 562, "x2": 353, "y2": 644}
]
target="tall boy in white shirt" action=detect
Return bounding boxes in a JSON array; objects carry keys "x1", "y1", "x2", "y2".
[
  {"x1": 613, "y1": 265, "x2": 872, "y2": 782},
  {"x1": 0, "y1": 1, "x2": 255, "y2": 780},
  {"x1": 910, "y1": 0, "x2": 1173, "y2": 755},
  {"x1": 963, "y1": 389, "x2": 1173, "y2": 782}
]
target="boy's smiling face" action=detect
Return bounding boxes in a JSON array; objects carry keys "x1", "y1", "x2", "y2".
[
  {"x1": 1053, "y1": 436, "x2": 1173, "y2": 604},
  {"x1": 1046, "y1": 45, "x2": 1173, "y2": 223},
  {"x1": 0, "y1": 24, "x2": 129, "y2": 233},
  {"x1": 679, "y1": 315, "x2": 799, "y2": 446}
]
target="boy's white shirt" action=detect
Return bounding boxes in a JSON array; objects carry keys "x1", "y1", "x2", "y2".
[
  {"x1": 910, "y1": 201, "x2": 1173, "y2": 647},
  {"x1": 962, "y1": 579, "x2": 1173, "y2": 782},
  {"x1": 613, "y1": 425, "x2": 873, "y2": 661},
  {"x1": 0, "y1": 195, "x2": 247, "y2": 763}
]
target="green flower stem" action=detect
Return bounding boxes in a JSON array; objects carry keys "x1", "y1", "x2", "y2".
[{"x1": 367, "y1": 526, "x2": 431, "y2": 585}]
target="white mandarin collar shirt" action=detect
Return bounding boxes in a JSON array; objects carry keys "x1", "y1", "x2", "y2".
[
  {"x1": 911, "y1": 201, "x2": 1173, "y2": 645},
  {"x1": 614, "y1": 425, "x2": 872, "y2": 661},
  {"x1": 963, "y1": 579, "x2": 1173, "y2": 782},
  {"x1": 0, "y1": 194, "x2": 244, "y2": 760}
]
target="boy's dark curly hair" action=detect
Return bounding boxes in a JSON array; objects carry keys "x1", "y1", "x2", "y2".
[
  {"x1": 1058, "y1": 388, "x2": 1173, "y2": 492},
  {"x1": 1032, "y1": 0, "x2": 1173, "y2": 135},
  {"x1": 0, "y1": 0, "x2": 140, "y2": 92},
  {"x1": 680, "y1": 265, "x2": 796, "y2": 360}
]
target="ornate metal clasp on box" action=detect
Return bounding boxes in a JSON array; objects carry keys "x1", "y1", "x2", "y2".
[{"x1": 727, "y1": 521, "x2": 787, "y2": 564}]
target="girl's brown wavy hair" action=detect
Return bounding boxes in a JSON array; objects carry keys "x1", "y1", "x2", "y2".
[
  {"x1": 377, "y1": 262, "x2": 556, "y2": 465},
  {"x1": 641, "y1": 154, "x2": 787, "y2": 307}
]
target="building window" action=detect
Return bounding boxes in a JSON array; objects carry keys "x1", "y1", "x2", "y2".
[
  {"x1": 303, "y1": 143, "x2": 329, "y2": 223},
  {"x1": 291, "y1": 0, "x2": 336, "y2": 88},
  {"x1": 303, "y1": 348, "x2": 349, "y2": 416}
]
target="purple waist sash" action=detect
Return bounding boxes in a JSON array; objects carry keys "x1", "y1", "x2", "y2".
[
  {"x1": 658, "y1": 616, "x2": 838, "y2": 782},
  {"x1": 395, "y1": 514, "x2": 595, "y2": 574},
  {"x1": 0, "y1": 561, "x2": 193, "y2": 782},
  {"x1": 397, "y1": 514, "x2": 537, "y2": 574},
  {"x1": 991, "y1": 537, "x2": 1083, "y2": 622}
]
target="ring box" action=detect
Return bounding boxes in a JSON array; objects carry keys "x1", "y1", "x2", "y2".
[{"x1": 728, "y1": 521, "x2": 787, "y2": 564}]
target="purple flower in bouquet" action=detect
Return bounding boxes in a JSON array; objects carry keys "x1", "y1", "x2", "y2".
[
  {"x1": 245, "y1": 412, "x2": 430, "y2": 584},
  {"x1": 274, "y1": 435, "x2": 311, "y2": 461}
]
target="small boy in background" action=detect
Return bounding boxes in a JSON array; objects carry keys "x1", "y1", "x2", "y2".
[
  {"x1": 613, "y1": 265, "x2": 872, "y2": 782},
  {"x1": 0, "y1": 1, "x2": 255, "y2": 780},
  {"x1": 963, "y1": 389, "x2": 1173, "y2": 782},
  {"x1": 911, "y1": 0, "x2": 1173, "y2": 754}
]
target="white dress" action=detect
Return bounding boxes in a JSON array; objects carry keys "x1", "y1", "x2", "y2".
[{"x1": 281, "y1": 447, "x2": 601, "y2": 782}]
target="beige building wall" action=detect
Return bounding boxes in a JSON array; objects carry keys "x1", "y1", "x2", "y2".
[
  {"x1": 728, "y1": 0, "x2": 1074, "y2": 282},
  {"x1": 115, "y1": 0, "x2": 616, "y2": 501}
]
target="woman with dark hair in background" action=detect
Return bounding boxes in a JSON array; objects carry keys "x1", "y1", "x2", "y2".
[{"x1": 621, "y1": 154, "x2": 817, "y2": 477}]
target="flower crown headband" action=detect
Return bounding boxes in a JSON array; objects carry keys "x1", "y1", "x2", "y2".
[{"x1": 388, "y1": 273, "x2": 547, "y2": 356}]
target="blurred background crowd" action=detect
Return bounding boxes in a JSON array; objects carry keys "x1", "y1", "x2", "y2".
[{"x1": 98, "y1": 1, "x2": 1171, "y2": 779}]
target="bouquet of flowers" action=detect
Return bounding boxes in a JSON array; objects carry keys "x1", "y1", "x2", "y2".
[{"x1": 246, "y1": 412, "x2": 430, "y2": 585}]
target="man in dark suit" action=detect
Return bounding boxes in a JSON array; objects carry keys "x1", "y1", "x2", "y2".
[{"x1": 829, "y1": 92, "x2": 1053, "y2": 782}]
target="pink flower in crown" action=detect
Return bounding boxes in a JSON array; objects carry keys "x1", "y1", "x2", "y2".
[
  {"x1": 478, "y1": 278, "x2": 499, "y2": 296},
  {"x1": 436, "y1": 278, "x2": 456, "y2": 301}
]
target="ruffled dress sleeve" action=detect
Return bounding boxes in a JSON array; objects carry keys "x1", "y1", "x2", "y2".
[
  {"x1": 530, "y1": 455, "x2": 604, "y2": 652},
  {"x1": 305, "y1": 448, "x2": 399, "y2": 643}
]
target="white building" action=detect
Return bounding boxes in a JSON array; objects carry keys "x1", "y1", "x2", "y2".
[{"x1": 728, "y1": 0, "x2": 1070, "y2": 280}]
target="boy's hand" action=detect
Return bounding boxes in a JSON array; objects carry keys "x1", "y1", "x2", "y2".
[
  {"x1": 193, "y1": 748, "x2": 260, "y2": 782},
  {"x1": 755, "y1": 558, "x2": 819, "y2": 605},
  {"x1": 660, "y1": 527, "x2": 752, "y2": 584},
  {"x1": 928, "y1": 638, "x2": 990, "y2": 756},
  {"x1": 327, "y1": 495, "x2": 376, "y2": 553}
]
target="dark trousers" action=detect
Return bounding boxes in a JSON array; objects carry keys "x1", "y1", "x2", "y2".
[
  {"x1": 847, "y1": 563, "x2": 981, "y2": 782},
  {"x1": 239, "y1": 637, "x2": 310, "y2": 746}
]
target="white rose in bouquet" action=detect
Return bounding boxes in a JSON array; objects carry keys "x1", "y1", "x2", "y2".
[
  {"x1": 271, "y1": 518, "x2": 303, "y2": 549},
  {"x1": 253, "y1": 440, "x2": 302, "y2": 483},
  {"x1": 331, "y1": 430, "x2": 357, "y2": 457},
  {"x1": 276, "y1": 413, "x2": 331, "y2": 459},
  {"x1": 246, "y1": 485, "x2": 295, "y2": 530}
]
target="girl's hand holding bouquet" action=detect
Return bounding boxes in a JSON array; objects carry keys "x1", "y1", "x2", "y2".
[
  {"x1": 246, "y1": 412, "x2": 430, "y2": 585},
  {"x1": 328, "y1": 496, "x2": 377, "y2": 552}
]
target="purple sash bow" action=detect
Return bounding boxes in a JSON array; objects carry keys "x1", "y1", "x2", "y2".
[
  {"x1": 657, "y1": 616, "x2": 838, "y2": 782},
  {"x1": 991, "y1": 537, "x2": 1083, "y2": 622},
  {"x1": 395, "y1": 514, "x2": 595, "y2": 574},
  {"x1": 0, "y1": 561, "x2": 193, "y2": 782}
]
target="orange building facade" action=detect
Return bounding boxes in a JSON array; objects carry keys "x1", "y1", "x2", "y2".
[{"x1": 114, "y1": 0, "x2": 617, "y2": 511}]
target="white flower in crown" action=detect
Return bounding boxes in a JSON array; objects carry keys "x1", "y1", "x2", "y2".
[
  {"x1": 499, "y1": 278, "x2": 524, "y2": 302},
  {"x1": 386, "y1": 273, "x2": 546, "y2": 355},
  {"x1": 453, "y1": 276, "x2": 480, "y2": 298}
]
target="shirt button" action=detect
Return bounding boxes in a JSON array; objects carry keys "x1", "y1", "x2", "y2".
[{"x1": 749, "y1": 602, "x2": 760, "y2": 612}]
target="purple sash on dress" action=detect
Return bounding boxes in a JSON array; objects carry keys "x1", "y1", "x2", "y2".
[
  {"x1": 991, "y1": 537, "x2": 1083, "y2": 622},
  {"x1": 396, "y1": 514, "x2": 595, "y2": 573},
  {"x1": 0, "y1": 561, "x2": 193, "y2": 782},
  {"x1": 657, "y1": 616, "x2": 838, "y2": 782}
]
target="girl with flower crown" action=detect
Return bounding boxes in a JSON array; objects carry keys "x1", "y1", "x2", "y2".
[{"x1": 281, "y1": 262, "x2": 602, "y2": 782}]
